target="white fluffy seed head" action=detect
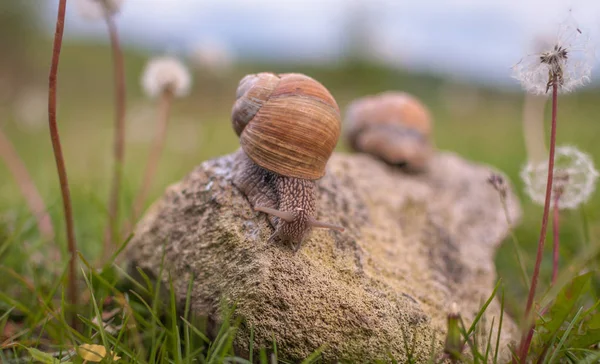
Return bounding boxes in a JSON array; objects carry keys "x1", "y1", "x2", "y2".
[
  {"x1": 75, "y1": 0, "x2": 124, "y2": 20},
  {"x1": 141, "y1": 56, "x2": 192, "y2": 99},
  {"x1": 521, "y1": 146, "x2": 599, "y2": 209},
  {"x1": 512, "y1": 13, "x2": 595, "y2": 95},
  {"x1": 189, "y1": 38, "x2": 235, "y2": 75}
]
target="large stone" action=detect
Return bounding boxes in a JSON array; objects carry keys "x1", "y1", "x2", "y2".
[{"x1": 124, "y1": 149, "x2": 521, "y2": 362}]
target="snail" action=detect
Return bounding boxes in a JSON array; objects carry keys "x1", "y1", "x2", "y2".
[
  {"x1": 344, "y1": 91, "x2": 434, "y2": 172},
  {"x1": 231, "y1": 72, "x2": 344, "y2": 251}
]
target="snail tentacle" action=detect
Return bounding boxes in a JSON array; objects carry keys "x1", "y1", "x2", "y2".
[
  {"x1": 309, "y1": 218, "x2": 345, "y2": 232},
  {"x1": 254, "y1": 205, "x2": 295, "y2": 222}
]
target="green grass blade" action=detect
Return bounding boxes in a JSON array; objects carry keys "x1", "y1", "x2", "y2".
[
  {"x1": 539, "y1": 245, "x2": 600, "y2": 310},
  {"x1": 427, "y1": 331, "x2": 437, "y2": 364},
  {"x1": 148, "y1": 245, "x2": 168, "y2": 364},
  {"x1": 400, "y1": 326, "x2": 416, "y2": 364},
  {"x1": 578, "y1": 205, "x2": 591, "y2": 247},
  {"x1": 576, "y1": 350, "x2": 600, "y2": 364},
  {"x1": 180, "y1": 317, "x2": 210, "y2": 343},
  {"x1": 299, "y1": 346, "x2": 325, "y2": 364},
  {"x1": 272, "y1": 333, "x2": 278, "y2": 363},
  {"x1": 484, "y1": 317, "x2": 495, "y2": 363},
  {"x1": 183, "y1": 272, "x2": 194, "y2": 364},
  {"x1": 249, "y1": 324, "x2": 254, "y2": 363},
  {"x1": 500, "y1": 196, "x2": 529, "y2": 286},
  {"x1": 224, "y1": 358, "x2": 253, "y2": 364},
  {"x1": 106, "y1": 233, "x2": 134, "y2": 265},
  {"x1": 0, "y1": 292, "x2": 32, "y2": 316},
  {"x1": 259, "y1": 348, "x2": 268, "y2": 364},
  {"x1": 79, "y1": 267, "x2": 109, "y2": 349},
  {"x1": 168, "y1": 273, "x2": 183, "y2": 364},
  {"x1": 127, "y1": 289, "x2": 167, "y2": 330},
  {"x1": 466, "y1": 279, "x2": 501, "y2": 339},
  {"x1": 493, "y1": 289, "x2": 505, "y2": 364},
  {"x1": 546, "y1": 306, "x2": 584, "y2": 364},
  {"x1": 112, "y1": 264, "x2": 151, "y2": 296},
  {"x1": 207, "y1": 327, "x2": 235, "y2": 364}
]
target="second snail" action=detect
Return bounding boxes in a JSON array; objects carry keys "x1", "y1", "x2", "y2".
[
  {"x1": 231, "y1": 72, "x2": 345, "y2": 251},
  {"x1": 344, "y1": 91, "x2": 435, "y2": 173}
]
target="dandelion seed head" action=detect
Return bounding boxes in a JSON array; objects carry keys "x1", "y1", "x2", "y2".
[
  {"x1": 13, "y1": 87, "x2": 47, "y2": 132},
  {"x1": 141, "y1": 56, "x2": 192, "y2": 98},
  {"x1": 75, "y1": 0, "x2": 124, "y2": 20},
  {"x1": 189, "y1": 38, "x2": 235, "y2": 75},
  {"x1": 487, "y1": 173, "x2": 508, "y2": 198},
  {"x1": 521, "y1": 146, "x2": 599, "y2": 209},
  {"x1": 512, "y1": 13, "x2": 595, "y2": 95}
]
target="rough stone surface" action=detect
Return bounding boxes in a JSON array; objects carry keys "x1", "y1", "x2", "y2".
[{"x1": 124, "y1": 149, "x2": 521, "y2": 362}]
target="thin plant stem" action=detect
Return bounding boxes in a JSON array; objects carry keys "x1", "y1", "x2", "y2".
[
  {"x1": 48, "y1": 0, "x2": 78, "y2": 328},
  {"x1": 536, "y1": 207, "x2": 563, "y2": 323},
  {"x1": 0, "y1": 129, "x2": 54, "y2": 241},
  {"x1": 103, "y1": 14, "x2": 127, "y2": 251},
  {"x1": 517, "y1": 78, "x2": 558, "y2": 362},
  {"x1": 551, "y1": 191, "x2": 561, "y2": 285},
  {"x1": 128, "y1": 90, "x2": 174, "y2": 233},
  {"x1": 499, "y1": 194, "x2": 530, "y2": 287},
  {"x1": 534, "y1": 192, "x2": 563, "y2": 320}
]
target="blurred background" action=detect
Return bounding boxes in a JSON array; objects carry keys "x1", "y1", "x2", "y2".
[{"x1": 1, "y1": 0, "x2": 600, "y2": 318}]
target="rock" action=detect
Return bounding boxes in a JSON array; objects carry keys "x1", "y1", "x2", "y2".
[{"x1": 124, "y1": 149, "x2": 521, "y2": 362}]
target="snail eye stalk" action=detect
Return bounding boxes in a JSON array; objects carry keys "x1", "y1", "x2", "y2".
[{"x1": 254, "y1": 205, "x2": 295, "y2": 222}]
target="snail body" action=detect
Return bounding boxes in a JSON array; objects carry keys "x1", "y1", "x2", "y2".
[
  {"x1": 344, "y1": 91, "x2": 434, "y2": 172},
  {"x1": 231, "y1": 72, "x2": 344, "y2": 250}
]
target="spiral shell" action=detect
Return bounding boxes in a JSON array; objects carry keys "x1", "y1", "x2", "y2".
[
  {"x1": 232, "y1": 72, "x2": 341, "y2": 180},
  {"x1": 344, "y1": 91, "x2": 433, "y2": 171}
]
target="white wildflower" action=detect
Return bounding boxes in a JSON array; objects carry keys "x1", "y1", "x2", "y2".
[
  {"x1": 189, "y1": 38, "x2": 235, "y2": 75},
  {"x1": 75, "y1": 0, "x2": 124, "y2": 20},
  {"x1": 512, "y1": 14, "x2": 594, "y2": 95},
  {"x1": 141, "y1": 56, "x2": 192, "y2": 98},
  {"x1": 521, "y1": 146, "x2": 599, "y2": 209},
  {"x1": 13, "y1": 87, "x2": 47, "y2": 132}
]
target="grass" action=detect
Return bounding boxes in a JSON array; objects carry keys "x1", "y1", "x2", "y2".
[{"x1": 1, "y1": 36, "x2": 600, "y2": 362}]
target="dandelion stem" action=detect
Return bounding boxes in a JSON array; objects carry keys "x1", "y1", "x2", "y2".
[
  {"x1": 551, "y1": 192, "x2": 561, "y2": 285},
  {"x1": 0, "y1": 129, "x2": 54, "y2": 241},
  {"x1": 499, "y1": 195, "x2": 529, "y2": 287},
  {"x1": 49, "y1": 0, "x2": 79, "y2": 327},
  {"x1": 130, "y1": 90, "x2": 174, "y2": 228},
  {"x1": 517, "y1": 77, "x2": 558, "y2": 362},
  {"x1": 103, "y1": 14, "x2": 127, "y2": 254}
]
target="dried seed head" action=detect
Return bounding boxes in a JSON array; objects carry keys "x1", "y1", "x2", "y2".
[
  {"x1": 487, "y1": 173, "x2": 508, "y2": 199},
  {"x1": 75, "y1": 0, "x2": 124, "y2": 20},
  {"x1": 189, "y1": 38, "x2": 235, "y2": 74},
  {"x1": 521, "y1": 146, "x2": 599, "y2": 209},
  {"x1": 512, "y1": 13, "x2": 594, "y2": 95},
  {"x1": 13, "y1": 87, "x2": 48, "y2": 132},
  {"x1": 141, "y1": 56, "x2": 192, "y2": 99}
]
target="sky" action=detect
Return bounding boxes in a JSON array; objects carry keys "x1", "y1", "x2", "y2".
[{"x1": 43, "y1": 0, "x2": 600, "y2": 87}]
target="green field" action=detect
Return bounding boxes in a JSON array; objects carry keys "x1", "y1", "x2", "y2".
[{"x1": 1, "y1": 37, "x2": 600, "y2": 361}]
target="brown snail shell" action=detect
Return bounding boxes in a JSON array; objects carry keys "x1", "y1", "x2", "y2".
[
  {"x1": 344, "y1": 91, "x2": 434, "y2": 171},
  {"x1": 231, "y1": 72, "x2": 341, "y2": 180},
  {"x1": 231, "y1": 72, "x2": 344, "y2": 250}
]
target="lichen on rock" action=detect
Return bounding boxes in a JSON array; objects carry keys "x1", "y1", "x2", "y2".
[{"x1": 124, "y1": 149, "x2": 521, "y2": 362}]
